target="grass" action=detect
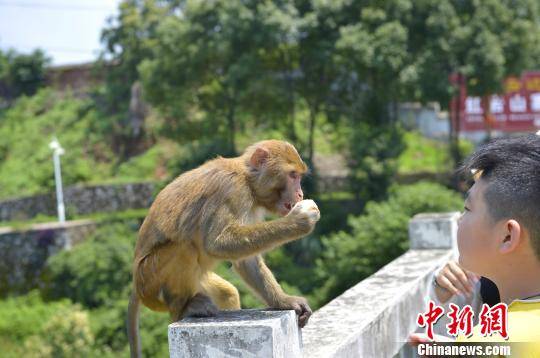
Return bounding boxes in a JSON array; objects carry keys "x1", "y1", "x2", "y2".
[{"x1": 397, "y1": 131, "x2": 473, "y2": 174}]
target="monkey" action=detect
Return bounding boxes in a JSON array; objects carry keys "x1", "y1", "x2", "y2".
[{"x1": 127, "y1": 140, "x2": 321, "y2": 358}]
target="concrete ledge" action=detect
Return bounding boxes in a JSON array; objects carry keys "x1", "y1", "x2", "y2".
[
  {"x1": 168, "y1": 309, "x2": 301, "y2": 358},
  {"x1": 409, "y1": 212, "x2": 460, "y2": 249},
  {"x1": 302, "y1": 249, "x2": 453, "y2": 358}
]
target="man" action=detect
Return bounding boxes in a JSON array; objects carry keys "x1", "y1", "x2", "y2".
[
  {"x1": 454, "y1": 134, "x2": 540, "y2": 356},
  {"x1": 411, "y1": 134, "x2": 540, "y2": 357}
]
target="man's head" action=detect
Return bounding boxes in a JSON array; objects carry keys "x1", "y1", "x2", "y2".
[{"x1": 457, "y1": 134, "x2": 540, "y2": 278}]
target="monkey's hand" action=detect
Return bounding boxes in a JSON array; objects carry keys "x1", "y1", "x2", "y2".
[
  {"x1": 274, "y1": 295, "x2": 312, "y2": 328},
  {"x1": 286, "y1": 199, "x2": 320, "y2": 235}
]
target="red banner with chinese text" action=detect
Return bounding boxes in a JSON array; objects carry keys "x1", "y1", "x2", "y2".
[{"x1": 450, "y1": 72, "x2": 540, "y2": 132}]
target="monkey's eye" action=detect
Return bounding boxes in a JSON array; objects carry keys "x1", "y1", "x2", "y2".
[{"x1": 289, "y1": 171, "x2": 298, "y2": 180}]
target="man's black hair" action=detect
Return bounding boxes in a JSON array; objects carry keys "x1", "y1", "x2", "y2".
[{"x1": 458, "y1": 133, "x2": 540, "y2": 259}]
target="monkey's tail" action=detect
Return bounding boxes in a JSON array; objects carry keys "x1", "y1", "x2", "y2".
[{"x1": 127, "y1": 290, "x2": 142, "y2": 358}]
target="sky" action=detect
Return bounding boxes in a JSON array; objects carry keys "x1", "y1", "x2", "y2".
[{"x1": 0, "y1": 0, "x2": 122, "y2": 66}]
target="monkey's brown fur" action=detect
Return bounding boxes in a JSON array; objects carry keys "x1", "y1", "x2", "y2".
[{"x1": 127, "y1": 140, "x2": 320, "y2": 358}]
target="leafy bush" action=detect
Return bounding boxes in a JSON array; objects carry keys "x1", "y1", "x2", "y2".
[
  {"x1": 90, "y1": 299, "x2": 169, "y2": 357},
  {"x1": 42, "y1": 222, "x2": 136, "y2": 308},
  {"x1": 24, "y1": 306, "x2": 95, "y2": 358},
  {"x1": 0, "y1": 291, "x2": 72, "y2": 343},
  {"x1": 0, "y1": 295, "x2": 113, "y2": 357},
  {"x1": 36, "y1": 217, "x2": 173, "y2": 356},
  {"x1": 314, "y1": 181, "x2": 463, "y2": 305},
  {"x1": 0, "y1": 291, "x2": 169, "y2": 357}
]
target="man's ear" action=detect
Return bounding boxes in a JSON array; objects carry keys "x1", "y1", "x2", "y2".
[
  {"x1": 499, "y1": 219, "x2": 522, "y2": 254},
  {"x1": 249, "y1": 147, "x2": 269, "y2": 169}
]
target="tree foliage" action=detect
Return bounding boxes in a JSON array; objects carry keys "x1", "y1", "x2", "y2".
[
  {"x1": 43, "y1": 221, "x2": 136, "y2": 308},
  {"x1": 315, "y1": 181, "x2": 464, "y2": 305},
  {"x1": 0, "y1": 48, "x2": 50, "y2": 102}
]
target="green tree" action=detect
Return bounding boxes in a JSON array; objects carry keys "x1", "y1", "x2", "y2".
[
  {"x1": 293, "y1": 1, "x2": 341, "y2": 168},
  {"x1": 140, "y1": 0, "x2": 298, "y2": 154},
  {"x1": 97, "y1": 0, "x2": 170, "y2": 159},
  {"x1": 404, "y1": 0, "x2": 540, "y2": 167},
  {"x1": 0, "y1": 49, "x2": 50, "y2": 102},
  {"x1": 328, "y1": 1, "x2": 412, "y2": 202}
]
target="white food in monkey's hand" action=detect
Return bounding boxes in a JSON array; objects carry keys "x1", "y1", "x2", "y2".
[{"x1": 289, "y1": 199, "x2": 320, "y2": 224}]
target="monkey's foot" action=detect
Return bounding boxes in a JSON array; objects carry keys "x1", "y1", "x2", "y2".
[
  {"x1": 183, "y1": 293, "x2": 219, "y2": 318},
  {"x1": 273, "y1": 295, "x2": 312, "y2": 328}
]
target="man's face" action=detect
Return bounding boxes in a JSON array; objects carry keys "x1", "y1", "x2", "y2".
[{"x1": 457, "y1": 178, "x2": 499, "y2": 277}]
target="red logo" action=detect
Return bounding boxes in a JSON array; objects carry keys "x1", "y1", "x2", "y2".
[
  {"x1": 416, "y1": 301, "x2": 444, "y2": 340},
  {"x1": 446, "y1": 303, "x2": 474, "y2": 337},
  {"x1": 479, "y1": 303, "x2": 509, "y2": 339},
  {"x1": 416, "y1": 301, "x2": 509, "y2": 340}
]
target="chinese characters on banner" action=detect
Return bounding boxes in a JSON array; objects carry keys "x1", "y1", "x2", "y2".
[
  {"x1": 450, "y1": 72, "x2": 540, "y2": 132},
  {"x1": 416, "y1": 300, "x2": 508, "y2": 340}
]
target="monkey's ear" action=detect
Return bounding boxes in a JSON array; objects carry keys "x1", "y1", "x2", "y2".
[{"x1": 249, "y1": 147, "x2": 269, "y2": 169}]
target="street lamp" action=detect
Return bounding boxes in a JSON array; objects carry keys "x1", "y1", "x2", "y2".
[{"x1": 49, "y1": 138, "x2": 66, "y2": 223}]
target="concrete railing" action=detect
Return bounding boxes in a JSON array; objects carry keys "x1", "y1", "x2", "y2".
[{"x1": 168, "y1": 212, "x2": 460, "y2": 358}]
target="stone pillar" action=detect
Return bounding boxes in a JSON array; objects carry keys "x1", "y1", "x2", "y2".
[
  {"x1": 168, "y1": 309, "x2": 301, "y2": 358},
  {"x1": 408, "y1": 212, "x2": 460, "y2": 250}
]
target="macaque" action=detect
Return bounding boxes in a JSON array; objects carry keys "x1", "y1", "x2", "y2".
[{"x1": 127, "y1": 140, "x2": 320, "y2": 358}]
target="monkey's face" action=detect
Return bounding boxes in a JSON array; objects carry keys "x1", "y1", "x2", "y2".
[
  {"x1": 275, "y1": 170, "x2": 304, "y2": 216},
  {"x1": 246, "y1": 140, "x2": 308, "y2": 215}
]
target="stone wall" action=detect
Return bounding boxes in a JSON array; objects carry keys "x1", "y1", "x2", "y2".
[
  {"x1": 0, "y1": 182, "x2": 155, "y2": 222},
  {"x1": 0, "y1": 220, "x2": 96, "y2": 296}
]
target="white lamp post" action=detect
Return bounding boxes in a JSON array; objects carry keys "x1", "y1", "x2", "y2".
[{"x1": 49, "y1": 138, "x2": 66, "y2": 223}]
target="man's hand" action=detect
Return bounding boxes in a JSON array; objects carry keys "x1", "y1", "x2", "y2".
[{"x1": 434, "y1": 260, "x2": 479, "y2": 303}]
